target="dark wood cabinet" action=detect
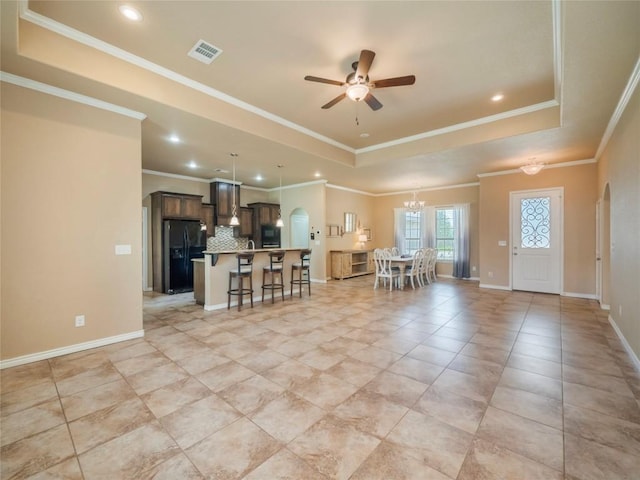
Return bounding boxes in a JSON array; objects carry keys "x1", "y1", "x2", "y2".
[
  {"x1": 158, "y1": 192, "x2": 202, "y2": 220},
  {"x1": 210, "y1": 181, "x2": 240, "y2": 224},
  {"x1": 201, "y1": 204, "x2": 215, "y2": 237},
  {"x1": 239, "y1": 207, "x2": 253, "y2": 237},
  {"x1": 250, "y1": 202, "x2": 280, "y2": 226},
  {"x1": 248, "y1": 202, "x2": 280, "y2": 247}
]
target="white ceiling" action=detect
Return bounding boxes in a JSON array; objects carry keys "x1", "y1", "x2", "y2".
[{"x1": 1, "y1": 1, "x2": 638, "y2": 193}]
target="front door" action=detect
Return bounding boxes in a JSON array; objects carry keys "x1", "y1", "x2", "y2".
[{"x1": 511, "y1": 188, "x2": 563, "y2": 294}]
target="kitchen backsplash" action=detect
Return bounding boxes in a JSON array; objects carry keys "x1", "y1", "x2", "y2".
[{"x1": 206, "y1": 226, "x2": 248, "y2": 251}]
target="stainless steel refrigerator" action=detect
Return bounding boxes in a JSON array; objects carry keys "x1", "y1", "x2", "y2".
[{"x1": 163, "y1": 220, "x2": 207, "y2": 294}]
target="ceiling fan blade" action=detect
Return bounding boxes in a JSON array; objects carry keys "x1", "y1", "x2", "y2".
[
  {"x1": 321, "y1": 93, "x2": 347, "y2": 109},
  {"x1": 364, "y1": 93, "x2": 383, "y2": 111},
  {"x1": 355, "y1": 49, "x2": 375, "y2": 81},
  {"x1": 304, "y1": 75, "x2": 344, "y2": 87},
  {"x1": 372, "y1": 75, "x2": 416, "y2": 88}
]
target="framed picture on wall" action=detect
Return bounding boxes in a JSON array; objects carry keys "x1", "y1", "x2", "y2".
[{"x1": 362, "y1": 227, "x2": 372, "y2": 241}]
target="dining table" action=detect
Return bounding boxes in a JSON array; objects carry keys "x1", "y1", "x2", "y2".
[{"x1": 389, "y1": 255, "x2": 416, "y2": 289}]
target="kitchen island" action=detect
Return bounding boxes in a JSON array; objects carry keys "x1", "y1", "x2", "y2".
[{"x1": 199, "y1": 248, "x2": 304, "y2": 310}]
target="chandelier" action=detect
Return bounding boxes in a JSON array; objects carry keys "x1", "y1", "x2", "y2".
[{"x1": 404, "y1": 190, "x2": 425, "y2": 211}]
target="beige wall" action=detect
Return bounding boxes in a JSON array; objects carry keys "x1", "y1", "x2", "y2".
[
  {"x1": 280, "y1": 182, "x2": 327, "y2": 281},
  {"x1": 1, "y1": 83, "x2": 142, "y2": 361},
  {"x1": 325, "y1": 187, "x2": 375, "y2": 276},
  {"x1": 597, "y1": 85, "x2": 639, "y2": 359},
  {"x1": 372, "y1": 185, "x2": 480, "y2": 277},
  {"x1": 479, "y1": 164, "x2": 597, "y2": 295}
]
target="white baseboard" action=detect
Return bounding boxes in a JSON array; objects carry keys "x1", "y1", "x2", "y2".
[
  {"x1": 600, "y1": 303, "x2": 610, "y2": 311},
  {"x1": 562, "y1": 291, "x2": 598, "y2": 300},
  {"x1": 608, "y1": 315, "x2": 640, "y2": 373},
  {"x1": 438, "y1": 274, "x2": 480, "y2": 282},
  {"x1": 0, "y1": 330, "x2": 145, "y2": 370},
  {"x1": 143, "y1": 287, "x2": 153, "y2": 292},
  {"x1": 479, "y1": 283, "x2": 512, "y2": 291}
]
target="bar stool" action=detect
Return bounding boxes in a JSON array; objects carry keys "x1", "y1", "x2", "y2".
[
  {"x1": 227, "y1": 252, "x2": 254, "y2": 311},
  {"x1": 262, "y1": 250, "x2": 285, "y2": 303},
  {"x1": 290, "y1": 249, "x2": 311, "y2": 298}
]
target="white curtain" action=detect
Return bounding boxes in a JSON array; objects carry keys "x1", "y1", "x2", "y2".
[
  {"x1": 452, "y1": 203, "x2": 470, "y2": 278},
  {"x1": 394, "y1": 208, "x2": 406, "y2": 253},
  {"x1": 424, "y1": 206, "x2": 436, "y2": 247}
]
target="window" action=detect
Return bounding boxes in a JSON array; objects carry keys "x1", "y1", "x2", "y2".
[
  {"x1": 436, "y1": 208, "x2": 455, "y2": 260},
  {"x1": 403, "y1": 211, "x2": 422, "y2": 254}
]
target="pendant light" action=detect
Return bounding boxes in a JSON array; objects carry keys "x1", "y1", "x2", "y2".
[
  {"x1": 276, "y1": 165, "x2": 284, "y2": 228},
  {"x1": 229, "y1": 153, "x2": 239, "y2": 226}
]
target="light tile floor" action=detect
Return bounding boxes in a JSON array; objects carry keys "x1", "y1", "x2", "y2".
[{"x1": 2, "y1": 277, "x2": 640, "y2": 479}]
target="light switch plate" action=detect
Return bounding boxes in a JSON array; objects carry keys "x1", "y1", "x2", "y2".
[
  {"x1": 115, "y1": 244, "x2": 132, "y2": 255},
  {"x1": 498, "y1": 240, "x2": 507, "y2": 247}
]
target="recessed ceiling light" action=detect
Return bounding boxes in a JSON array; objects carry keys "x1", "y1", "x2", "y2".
[
  {"x1": 168, "y1": 134, "x2": 180, "y2": 144},
  {"x1": 187, "y1": 161, "x2": 197, "y2": 169},
  {"x1": 314, "y1": 172, "x2": 321, "y2": 178},
  {"x1": 360, "y1": 133, "x2": 370, "y2": 138},
  {"x1": 491, "y1": 93, "x2": 504, "y2": 102},
  {"x1": 118, "y1": 5, "x2": 143, "y2": 21},
  {"x1": 255, "y1": 174, "x2": 263, "y2": 181}
]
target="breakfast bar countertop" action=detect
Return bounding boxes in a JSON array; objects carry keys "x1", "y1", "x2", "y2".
[
  {"x1": 200, "y1": 248, "x2": 304, "y2": 310},
  {"x1": 202, "y1": 247, "x2": 302, "y2": 255}
]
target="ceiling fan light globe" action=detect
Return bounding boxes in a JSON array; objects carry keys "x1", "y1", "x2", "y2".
[{"x1": 346, "y1": 83, "x2": 369, "y2": 102}]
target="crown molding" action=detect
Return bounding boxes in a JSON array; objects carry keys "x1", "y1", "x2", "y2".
[
  {"x1": 326, "y1": 183, "x2": 375, "y2": 196},
  {"x1": 552, "y1": 0, "x2": 563, "y2": 108},
  {"x1": 476, "y1": 158, "x2": 597, "y2": 178},
  {"x1": 0, "y1": 71, "x2": 146, "y2": 120},
  {"x1": 595, "y1": 55, "x2": 640, "y2": 159},
  {"x1": 142, "y1": 169, "x2": 210, "y2": 183},
  {"x1": 375, "y1": 182, "x2": 481, "y2": 197},
  {"x1": 355, "y1": 100, "x2": 559, "y2": 154}
]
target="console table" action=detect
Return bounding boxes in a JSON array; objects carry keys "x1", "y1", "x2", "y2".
[{"x1": 330, "y1": 250, "x2": 374, "y2": 279}]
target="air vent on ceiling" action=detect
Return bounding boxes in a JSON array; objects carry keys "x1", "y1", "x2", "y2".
[{"x1": 187, "y1": 39, "x2": 222, "y2": 64}]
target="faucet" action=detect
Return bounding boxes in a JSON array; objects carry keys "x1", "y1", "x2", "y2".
[{"x1": 247, "y1": 240, "x2": 256, "y2": 250}]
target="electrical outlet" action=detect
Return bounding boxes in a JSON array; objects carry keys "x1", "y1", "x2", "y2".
[
  {"x1": 472, "y1": 266, "x2": 477, "y2": 272},
  {"x1": 488, "y1": 271, "x2": 494, "y2": 278},
  {"x1": 75, "y1": 315, "x2": 85, "y2": 327}
]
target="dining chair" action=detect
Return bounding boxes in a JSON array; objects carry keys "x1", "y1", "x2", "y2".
[
  {"x1": 373, "y1": 248, "x2": 400, "y2": 291},
  {"x1": 428, "y1": 248, "x2": 438, "y2": 283},
  {"x1": 403, "y1": 249, "x2": 422, "y2": 289},
  {"x1": 390, "y1": 246, "x2": 400, "y2": 256},
  {"x1": 424, "y1": 248, "x2": 437, "y2": 284}
]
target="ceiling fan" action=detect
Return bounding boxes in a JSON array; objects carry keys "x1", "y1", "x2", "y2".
[{"x1": 304, "y1": 49, "x2": 415, "y2": 111}]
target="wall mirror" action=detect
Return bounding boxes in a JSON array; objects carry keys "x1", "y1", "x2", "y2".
[{"x1": 344, "y1": 212, "x2": 357, "y2": 233}]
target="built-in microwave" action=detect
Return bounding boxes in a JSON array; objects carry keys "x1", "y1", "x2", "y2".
[{"x1": 261, "y1": 224, "x2": 281, "y2": 248}]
